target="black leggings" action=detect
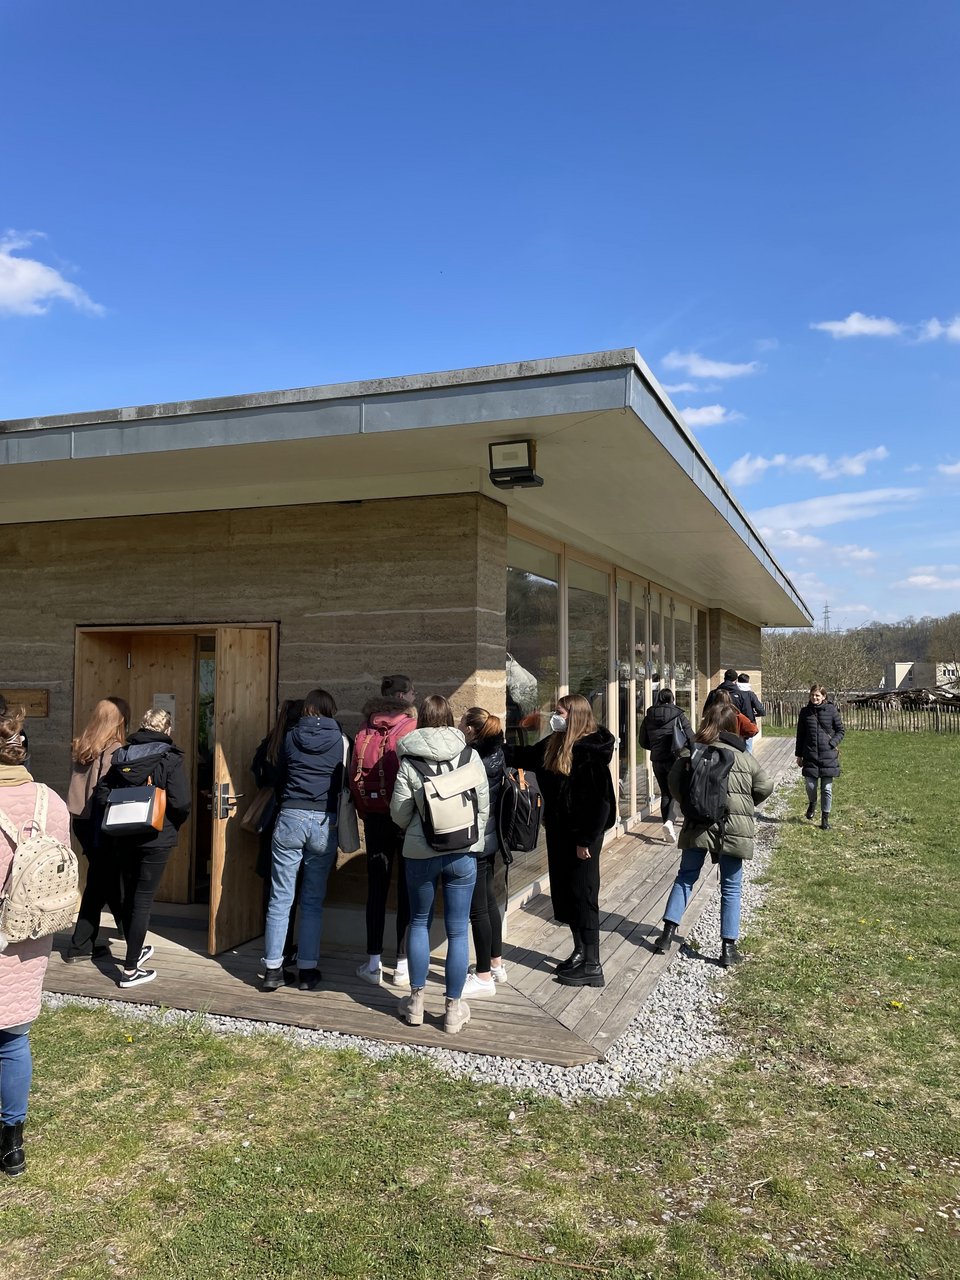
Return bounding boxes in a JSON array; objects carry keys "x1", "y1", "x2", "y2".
[
  {"x1": 70, "y1": 817, "x2": 124, "y2": 953},
  {"x1": 546, "y1": 828, "x2": 602, "y2": 946},
  {"x1": 362, "y1": 812, "x2": 409, "y2": 957},
  {"x1": 652, "y1": 762, "x2": 675, "y2": 823},
  {"x1": 469, "y1": 853, "x2": 502, "y2": 971},
  {"x1": 118, "y1": 844, "x2": 173, "y2": 970}
]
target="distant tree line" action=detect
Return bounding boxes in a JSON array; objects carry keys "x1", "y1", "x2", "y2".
[{"x1": 761, "y1": 611, "x2": 960, "y2": 699}]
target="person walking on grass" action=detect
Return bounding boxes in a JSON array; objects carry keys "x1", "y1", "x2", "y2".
[
  {"x1": 352, "y1": 675, "x2": 418, "y2": 990},
  {"x1": 638, "y1": 688, "x2": 693, "y2": 845},
  {"x1": 795, "y1": 684, "x2": 844, "y2": 830},
  {"x1": 653, "y1": 701, "x2": 773, "y2": 968},
  {"x1": 507, "y1": 694, "x2": 617, "y2": 988},
  {"x1": 0, "y1": 706, "x2": 71, "y2": 1177},
  {"x1": 390, "y1": 696, "x2": 489, "y2": 1034},
  {"x1": 65, "y1": 696, "x2": 130, "y2": 963},
  {"x1": 96, "y1": 707, "x2": 192, "y2": 988},
  {"x1": 261, "y1": 689, "x2": 344, "y2": 993},
  {"x1": 458, "y1": 706, "x2": 507, "y2": 999}
]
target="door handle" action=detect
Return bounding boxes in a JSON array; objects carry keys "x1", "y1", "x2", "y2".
[{"x1": 217, "y1": 782, "x2": 245, "y2": 820}]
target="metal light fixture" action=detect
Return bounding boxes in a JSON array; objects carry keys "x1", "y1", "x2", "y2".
[{"x1": 488, "y1": 439, "x2": 544, "y2": 490}]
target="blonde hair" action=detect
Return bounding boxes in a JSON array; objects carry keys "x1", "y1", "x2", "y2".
[
  {"x1": 695, "y1": 702, "x2": 737, "y2": 744},
  {"x1": 543, "y1": 694, "x2": 597, "y2": 775},
  {"x1": 72, "y1": 698, "x2": 130, "y2": 765},
  {"x1": 461, "y1": 706, "x2": 503, "y2": 741},
  {"x1": 140, "y1": 707, "x2": 172, "y2": 734},
  {"x1": 0, "y1": 706, "x2": 27, "y2": 767}
]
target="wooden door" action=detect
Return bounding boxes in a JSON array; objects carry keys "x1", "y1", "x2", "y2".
[
  {"x1": 73, "y1": 632, "x2": 132, "y2": 734},
  {"x1": 209, "y1": 627, "x2": 274, "y2": 954}
]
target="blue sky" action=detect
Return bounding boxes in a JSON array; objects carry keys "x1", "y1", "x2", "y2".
[{"x1": 2, "y1": 1, "x2": 958, "y2": 626}]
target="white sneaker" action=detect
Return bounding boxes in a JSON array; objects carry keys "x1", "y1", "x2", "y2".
[
  {"x1": 355, "y1": 962, "x2": 382, "y2": 986},
  {"x1": 663, "y1": 819, "x2": 677, "y2": 844},
  {"x1": 490, "y1": 963, "x2": 508, "y2": 984},
  {"x1": 390, "y1": 966, "x2": 411, "y2": 989},
  {"x1": 461, "y1": 973, "x2": 497, "y2": 999}
]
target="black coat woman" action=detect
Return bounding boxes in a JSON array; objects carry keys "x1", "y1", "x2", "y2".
[
  {"x1": 508, "y1": 693, "x2": 616, "y2": 988},
  {"x1": 795, "y1": 684, "x2": 844, "y2": 830},
  {"x1": 458, "y1": 706, "x2": 507, "y2": 998},
  {"x1": 96, "y1": 707, "x2": 192, "y2": 988},
  {"x1": 638, "y1": 688, "x2": 693, "y2": 844}
]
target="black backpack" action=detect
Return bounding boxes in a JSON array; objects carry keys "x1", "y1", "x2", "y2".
[
  {"x1": 496, "y1": 767, "x2": 543, "y2": 864},
  {"x1": 677, "y1": 744, "x2": 734, "y2": 825}
]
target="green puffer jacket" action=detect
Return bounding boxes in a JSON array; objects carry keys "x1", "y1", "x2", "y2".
[{"x1": 668, "y1": 732, "x2": 774, "y2": 860}]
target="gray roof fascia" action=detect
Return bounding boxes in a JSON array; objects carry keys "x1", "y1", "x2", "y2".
[{"x1": 626, "y1": 360, "x2": 813, "y2": 625}]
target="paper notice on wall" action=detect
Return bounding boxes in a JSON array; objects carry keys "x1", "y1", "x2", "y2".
[{"x1": 152, "y1": 693, "x2": 176, "y2": 733}]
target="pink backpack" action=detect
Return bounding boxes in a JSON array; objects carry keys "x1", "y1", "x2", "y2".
[{"x1": 350, "y1": 716, "x2": 415, "y2": 815}]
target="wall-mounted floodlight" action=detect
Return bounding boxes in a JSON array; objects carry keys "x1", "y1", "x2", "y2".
[{"x1": 488, "y1": 439, "x2": 544, "y2": 490}]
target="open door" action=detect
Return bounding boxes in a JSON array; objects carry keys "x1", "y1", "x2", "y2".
[{"x1": 209, "y1": 627, "x2": 275, "y2": 955}]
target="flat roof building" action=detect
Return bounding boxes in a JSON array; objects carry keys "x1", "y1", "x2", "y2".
[{"x1": 0, "y1": 348, "x2": 811, "y2": 953}]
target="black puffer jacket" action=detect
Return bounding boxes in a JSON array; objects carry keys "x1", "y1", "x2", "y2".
[
  {"x1": 96, "y1": 729, "x2": 192, "y2": 852},
  {"x1": 638, "y1": 703, "x2": 694, "y2": 764},
  {"x1": 508, "y1": 727, "x2": 617, "y2": 846},
  {"x1": 474, "y1": 732, "x2": 506, "y2": 857},
  {"x1": 795, "y1": 702, "x2": 845, "y2": 778}
]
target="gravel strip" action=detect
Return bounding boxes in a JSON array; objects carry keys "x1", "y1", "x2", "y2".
[{"x1": 42, "y1": 783, "x2": 791, "y2": 1102}]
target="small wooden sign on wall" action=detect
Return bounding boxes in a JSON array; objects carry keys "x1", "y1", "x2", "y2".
[{"x1": 0, "y1": 689, "x2": 50, "y2": 718}]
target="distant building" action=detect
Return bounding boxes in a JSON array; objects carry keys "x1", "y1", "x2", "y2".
[{"x1": 882, "y1": 661, "x2": 960, "y2": 692}]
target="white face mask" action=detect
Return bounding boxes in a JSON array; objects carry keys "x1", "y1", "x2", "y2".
[{"x1": 549, "y1": 712, "x2": 568, "y2": 734}]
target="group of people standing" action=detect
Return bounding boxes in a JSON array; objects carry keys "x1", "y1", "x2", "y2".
[
  {"x1": 254, "y1": 676, "x2": 617, "y2": 1032},
  {"x1": 0, "y1": 673, "x2": 842, "y2": 1180}
]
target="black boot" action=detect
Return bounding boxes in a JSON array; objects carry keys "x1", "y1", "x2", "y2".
[
  {"x1": 556, "y1": 942, "x2": 604, "y2": 988},
  {"x1": 719, "y1": 939, "x2": 742, "y2": 968},
  {"x1": 804, "y1": 803, "x2": 816, "y2": 820},
  {"x1": 1, "y1": 1122, "x2": 25, "y2": 1177},
  {"x1": 821, "y1": 814, "x2": 831, "y2": 830},
  {"x1": 555, "y1": 928, "x2": 584, "y2": 974},
  {"x1": 261, "y1": 966, "x2": 285, "y2": 992},
  {"x1": 653, "y1": 921, "x2": 677, "y2": 954},
  {"x1": 297, "y1": 968, "x2": 322, "y2": 991}
]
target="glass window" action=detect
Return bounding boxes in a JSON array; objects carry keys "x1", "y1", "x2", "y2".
[
  {"x1": 617, "y1": 580, "x2": 633, "y2": 818},
  {"x1": 674, "y1": 602, "x2": 693, "y2": 721},
  {"x1": 567, "y1": 559, "x2": 610, "y2": 728},
  {"x1": 650, "y1": 592, "x2": 663, "y2": 700},
  {"x1": 506, "y1": 537, "x2": 561, "y2": 888},
  {"x1": 634, "y1": 591, "x2": 650, "y2": 807},
  {"x1": 506, "y1": 537, "x2": 559, "y2": 747},
  {"x1": 696, "y1": 609, "x2": 709, "y2": 723}
]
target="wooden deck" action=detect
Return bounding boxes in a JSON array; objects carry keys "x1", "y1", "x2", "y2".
[{"x1": 47, "y1": 736, "x2": 798, "y2": 1067}]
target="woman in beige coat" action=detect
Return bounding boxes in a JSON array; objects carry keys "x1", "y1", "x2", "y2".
[{"x1": 0, "y1": 705, "x2": 71, "y2": 1176}]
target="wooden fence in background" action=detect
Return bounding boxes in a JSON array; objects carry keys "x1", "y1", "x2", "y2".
[{"x1": 768, "y1": 701, "x2": 960, "y2": 734}]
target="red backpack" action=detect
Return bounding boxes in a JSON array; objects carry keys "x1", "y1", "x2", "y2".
[{"x1": 350, "y1": 716, "x2": 415, "y2": 815}]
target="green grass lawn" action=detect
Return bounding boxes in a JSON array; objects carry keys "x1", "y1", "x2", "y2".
[{"x1": 3, "y1": 733, "x2": 959, "y2": 1279}]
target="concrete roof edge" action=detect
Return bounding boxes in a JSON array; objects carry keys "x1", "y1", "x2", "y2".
[{"x1": 0, "y1": 348, "x2": 641, "y2": 434}]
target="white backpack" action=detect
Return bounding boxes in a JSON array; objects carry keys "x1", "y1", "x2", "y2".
[
  {"x1": 409, "y1": 748, "x2": 483, "y2": 852},
  {"x1": 0, "y1": 786, "x2": 80, "y2": 948}
]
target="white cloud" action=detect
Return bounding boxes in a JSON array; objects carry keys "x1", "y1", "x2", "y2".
[
  {"x1": 0, "y1": 230, "x2": 103, "y2": 316},
  {"x1": 892, "y1": 567, "x2": 960, "y2": 590},
  {"x1": 727, "y1": 446, "x2": 889, "y2": 487},
  {"x1": 768, "y1": 529, "x2": 825, "y2": 550},
  {"x1": 753, "y1": 487, "x2": 921, "y2": 531},
  {"x1": 661, "y1": 381, "x2": 697, "y2": 393},
  {"x1": 919, "y1": 317, "x2": 960, "y2": 342},
  {"x1": 680, "y1": 404, "x2": 742, "y2": 428},
  {"x1": 938, "y1": 461, "x2": 960, "y2": 476},
  {"x1": 662, "y1": 350, "x2": 759, "y2": 379},
  {"x1": 835, "y1": 544, "x2": 879, "y2": 563},
  {"x1": 810, "y1": 311, "x2": 902, "y2": 338}
]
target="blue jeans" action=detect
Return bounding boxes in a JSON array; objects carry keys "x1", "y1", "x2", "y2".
[
  {"x1": 0, "y1": 1025, "x2": 32, "y2": 1125},
  {"x1": 263, "y1": 809, "x2": 337, "y2": 970},
  {"x1": 805, "y1": 777, "x2": 833, "y2": 813},
  {"x1": 664, "y1": 846, "x2": 744, "y2": 940},
  {"x1": 404, "y1": 853, "x2": 478, "y2": 999}
]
